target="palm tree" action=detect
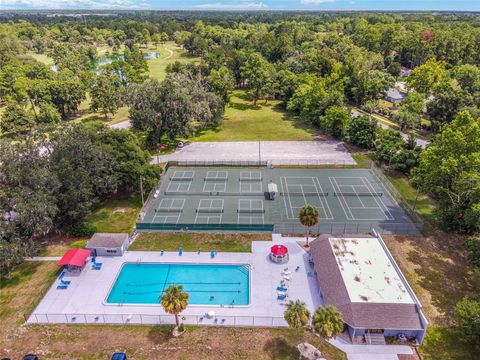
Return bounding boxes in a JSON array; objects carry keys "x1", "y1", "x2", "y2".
[
  {"x1": 160, "y1": 284, "x2": 189, "y2": 327},
  {"x1": 284, "y1": 300, "x2": 311, "y2": 333},
  {"x1": 312, "y1": 306, "x2": 344, "y2": 339},
  {"x1": 298, "y1": 204, "x2": 319, "y2": 247}
]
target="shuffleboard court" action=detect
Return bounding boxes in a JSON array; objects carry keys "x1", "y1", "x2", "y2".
[{"x1": 138, "y1": 167, "x2": 419, "y2": 234}]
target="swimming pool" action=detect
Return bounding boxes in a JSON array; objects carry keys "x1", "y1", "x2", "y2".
[{"x1": 106, "y1": 263, "x2": 250, "y2": 306}]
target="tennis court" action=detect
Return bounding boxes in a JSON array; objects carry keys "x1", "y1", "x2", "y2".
[{"x1": 138, "y1": 167, "x2": 419, "y2": 234}]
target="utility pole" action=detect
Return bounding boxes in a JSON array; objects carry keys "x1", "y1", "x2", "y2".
[{"x1": 140, "y1": 176, "x2": 145, "y2": 205}]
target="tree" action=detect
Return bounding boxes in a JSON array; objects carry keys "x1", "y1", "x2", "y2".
[
  {"x1": 320, "y1": 106, "x2": 350, "y2": 139},
  {"x1": 412, "y1": 111, "x2": 480, "y2": 233},
  {"x1": 241, "y1": 52, "x2": 275, "y2": 105},
  {"x1": 345, "y1": 116, "x2": 377, "y2": 149},
  {"x1": 49, "y1": 70, "x2": 86, "y2": 117},
  {"x1": 312, "y1": 306, "x2": 344, "y2": 339},
  {"x1": 284, "y1": 300, "x2": 310, "y2": 333},
  {"x1": 0, "y1": 102, "x2": 35, "y2": 135},
  {"x1": 160, "y1": 284, "x2": 189, "y2": 327},
  {"x1": 90, "y1": 72, "x2": 123, "y2": 119},
  {"x1": 426, "y1": 81, "x2": 465, "y2": 131},
  {"x1": 50, "y1": 125, "x2": 117, "y2": 227},
  {"x1": 129, "y1": 75, "x2": 223, "y2": 147},
  {"x1": 124, "y1": 45, "x2": 148, "y2": 83},
  {"x1": 208, "y1": 66, "x2": 234, "y2": 104},
  {"x1": 37, "y1": 102, "x2": 61, "y2": 123},
  {"x1": 86, "y1": 122, "x2": 159, "y2": 191},
  {"x1": 395, "y1": 92, "x2": 424, "y2": 130},
  {"x1": 455, "y1": 297, "x2": 480, "y2": 347},
  {"x1": 298, "y1": 204, "x2": 319, "y2": 247},
  {"x1": 406, "y1": 59, "x2": 447, "y2": 94}
]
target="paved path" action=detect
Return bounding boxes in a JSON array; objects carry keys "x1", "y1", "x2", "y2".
[
  {"x1": 330, "y1": 338, "x2": 413, "y2": 360},
  {"x1": 164, "y1": 46, "x2": 174, "y2": 60},
  {"x1": 109, "y1": 120, "x2": 131, "y2": 129},
  {"x1": 151, "y1": 141, "x2": 356, "y2": 166},
  {"x1": 25, "y1": 256, "x2": 61, "y2": 262},
  {"x1": 351, "y1": 108, "x2": 429, "y2": 149}
]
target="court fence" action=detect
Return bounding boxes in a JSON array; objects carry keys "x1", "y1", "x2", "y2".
[
  {"x1": 163, "y1": 159, "x2": 357, "y2": 168},
  {"x1": 27, "y1": 313, "x2": 287, "y2": 328},
  {"x1": 370, "y1": 163, "x2": 425, "y2": 229},
  {"x1": 273, "y1": 222, "x2": 420, "y2": 235},
  {"x1": 135, "y1": 221, "x2": 419, "y2": 235}
]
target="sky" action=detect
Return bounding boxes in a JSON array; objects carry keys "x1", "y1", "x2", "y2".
[{"x1": 1, "y1": 0, "x2": 480, "y2": 11}]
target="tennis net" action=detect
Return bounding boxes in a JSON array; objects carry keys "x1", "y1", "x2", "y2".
[
  {"x1": 239, "y1": 177, "x2": 262, "y2": 182},
  {"x1": 204, "y1": 177, "x2": 228, "y2": 181},
  {"x1": 164, "y1": 191, "x2": 264, "y2": 196},
  {"x1": 280, "y1": 192, "x2": 328, "y2": 197},
  {"x1": 195, "y1": 208, "x2": 224, "y2": 213},
  {"x1": 170, "y1": 176, "x2": 194, "y2": 181},
  {"x1": 155, "y1": 208, "x2": 183, "y2": 213},
  {"x1": 334, "y1": 192, "x2": 383, "y2": 197},
  {"x1": 237, "y1": 209, "x2": 265, "y2": 213}
]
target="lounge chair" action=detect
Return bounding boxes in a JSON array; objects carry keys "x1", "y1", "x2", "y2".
[
  {"x1": 282, "y1": 275, "x2": 291, "y2": 281},
  {"x1": 60, "y1": 280, "x2": 71, "y2": 285},
  {"x1": 277, "y1": 286, "x2": 288, "y2": 292},
  {"x1": 277, "y1": 294, "x2": 287, "y2": 300},
  {"x1": 295, "y1": 266, "x2": 300, "y2": 272},
  {"x1": 57, "y1": 284, "x2": 68, "y2": 290}
]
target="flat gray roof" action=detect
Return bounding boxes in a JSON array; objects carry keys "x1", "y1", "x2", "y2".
[{"x1": 86, "y1": 233, "x2": 129, "y2": 248}]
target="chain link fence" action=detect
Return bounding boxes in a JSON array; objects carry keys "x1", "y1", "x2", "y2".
[
  {"x1": 28, "y1": 313, "x2": 287, "y2": 327},
  {"x1": 274, "y1": 222, "x2": 420, "y2": 235}
]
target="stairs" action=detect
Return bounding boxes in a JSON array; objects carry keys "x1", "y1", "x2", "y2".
[{"x1": 365, "y1": 333, "x2": 386, "y2": 345}]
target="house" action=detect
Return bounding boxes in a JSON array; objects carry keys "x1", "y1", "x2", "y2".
[
  {"x1": 86, "y1": 233, "x2": 130, "y2": 257},
  {"x1": 310, "y1": 234, "x2": 428, "y2": 345},
  {"x1": 384, "y1": 87, "x2": 407, "y2": 104}
]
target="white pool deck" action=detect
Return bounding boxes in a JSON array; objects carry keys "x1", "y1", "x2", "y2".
[{"x1": 29, "y1": 235, "x2": 322, "y2": 327}]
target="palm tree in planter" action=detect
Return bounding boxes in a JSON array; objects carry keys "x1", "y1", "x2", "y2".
[
  {"x1": 312, "y1": 305, "x2": 344, "y2": 339},
  {"x1": 160, "y1": 284, "x2": 189, "y2": 334},
  {"x1": 298, "y1": 204, "x2": 319, "y2": 247},
  {"x1": 284, "y1": 300, "x2": 311, "y2": 334}
]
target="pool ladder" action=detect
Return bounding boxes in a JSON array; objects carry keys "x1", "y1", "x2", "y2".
[{"x1": 238, "y1": 265, "x2": 249, "y2": 276}]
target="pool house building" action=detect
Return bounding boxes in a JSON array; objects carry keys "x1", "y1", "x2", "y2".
[{"x1": 310, "y1": 234, "x2": 428, "y2": 345}]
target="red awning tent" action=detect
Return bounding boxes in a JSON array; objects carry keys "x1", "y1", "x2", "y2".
[
  {"x1": 270, "y1": 245, "x2": 289, "y2": 263},
  {"x1": 57, "y1": 248, "x2": 91, "y2": 268}
]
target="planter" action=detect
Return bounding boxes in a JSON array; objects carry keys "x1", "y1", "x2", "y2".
[{"x1": 172, "y1": 326, "x2": 186, "y2": 337}]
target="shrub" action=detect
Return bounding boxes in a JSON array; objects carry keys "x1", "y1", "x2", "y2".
[{"x1": 68, "y1": 222, "x2": 97, "y2": 237}]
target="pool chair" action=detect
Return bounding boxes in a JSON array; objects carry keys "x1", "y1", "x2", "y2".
[
  {"x1": 179, "y1": 247, "x2": 183, "y2": 256},
  {"x1": 57, "y1": 284, "x2": 68, "y2": 290},
  {"x1": 92, "y1": 263, "x2": 103, "y2": 270},
  {"x1": 277, "y1": 294, "x2": 287, "y2": 301},
  {"x1": 277, "y1": 286, "x2": 288, "y2": 292},
  {"x1": 60, "y1": 279, "x2": 71, "y2": 285},
  {"x1": 295, "y1": 266, "x2": 300, "y2": 272},
  {"x1": 282, "y1": 275, "x2": 291, "y2": 281},
  {"x1": 282, "y1": 270, "x2": 291, "y2": 275},
  {"x1": 58, "y1": 272, "x2": 65, "y2": 280},
  {"x1": 210, "y1": 250, "x2": 216, "y2": 258}
]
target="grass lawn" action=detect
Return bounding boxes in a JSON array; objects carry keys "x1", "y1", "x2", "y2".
[
  {"x1": 83, "y1": 193, "x2": 142, "y2": 233},
  {"x1": 189, "y1": 90, "x2": 316, "y2": 142},
  {"x1": 383, "y1": 233, "x2": 478, "y2": 359},
  {"x1": 383, "y1": 170, "x2": 435, "y2": 219},
  {"x1": 130, "y1": 232, "x2": 271, "y2": 252},
  {"x1": 27, "y1": 52, "x2": 54, "y2": 65},
  {"x1": 0, "y1": 261, "x2": 346, "y2": 360},
  {"x1": 148, "y1": 41, "x2": 199, "y2": 81}
]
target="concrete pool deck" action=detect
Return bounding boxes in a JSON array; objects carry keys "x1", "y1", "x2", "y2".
[{"x1": 29, "y1": 235, "x2": 322, "y2": 327}]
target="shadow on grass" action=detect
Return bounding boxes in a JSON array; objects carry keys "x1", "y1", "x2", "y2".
[
  {"x1": 263, "y1": 337, "x2": 300, "y2": 360},
  {"x1": 147, "y1": 325, "x2": 174, "y2": 344},
  {"x1": 0, "y1": 262, "x2": 43, "y2": 289}
]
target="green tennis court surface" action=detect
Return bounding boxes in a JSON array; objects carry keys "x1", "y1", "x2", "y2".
[{"x1": 137, "y1": 167, "x2": 419, "y2": 234}]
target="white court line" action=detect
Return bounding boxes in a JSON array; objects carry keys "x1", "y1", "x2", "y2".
[
  {"x1": 195, "y1": 199, "x2": 224, "y2": 224},
  {"x1": 314, "y1": 177, "x2": 334, "y2": 219},
  {"x1": 329, "y1": 177, "x2": 355, "y2": 220},
  {"x1": 361, "y1": 177, "x2": 395, "y2": 220},
  {"x1": 280, "y1": 177, "x2": 296, "y2": 219},
  {"x1": 350, "y1": 184, "x2": 367, "y2": 208},
  {"x1": 203, "y1": 181, "x2": 226, "y2": 193}
]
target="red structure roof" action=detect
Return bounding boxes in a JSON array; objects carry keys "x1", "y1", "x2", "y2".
[
  {"x1": 57, "y1": 248, "x2": 91, "y2": 267},
  {"x1": 271, "y1": 245, "x2": 288, "y2": 256}
]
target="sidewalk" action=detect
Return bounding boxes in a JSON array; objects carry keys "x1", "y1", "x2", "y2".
[{"x1": 24, "y1": 256, "x2": 61, "y2": 262}]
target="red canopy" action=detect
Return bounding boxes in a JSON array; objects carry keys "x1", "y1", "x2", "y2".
[
  {"x1": 271, "y1": 245, "x2": 288, "y2": 256},
  {"x1": 57, "y1": 248, "x2": 91, "y2": 267}
]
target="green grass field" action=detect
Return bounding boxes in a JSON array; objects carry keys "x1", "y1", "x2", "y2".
[
  {"x1": 130, "y1": 232, "x2": 271, "y2": 252},
  {"x1": 189, "y1": 90, "x2": 316, "y2": 142},
  {"x1": 83, "y1": 193, "x2": 142, "y2": 233},
  {"x1": 27, "y1": 52, "x2": 54, "y2": 65},
  {"x1": 148, "y1": 41, "x2": 199, "y2": 81}
]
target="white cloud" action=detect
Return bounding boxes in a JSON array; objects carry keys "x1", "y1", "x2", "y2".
[
  {"x1": 194, "y1": 2, "x2": 268, "y2": 10},
  {"x1": 300, "y1": 0, "x2": 336, "y2": 4},
  {"x1": 1, "y1": 0, "x2": 144, "y2": 9}
]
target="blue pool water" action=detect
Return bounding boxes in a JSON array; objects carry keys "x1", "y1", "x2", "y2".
[{"x1": 106, "y1": 263, "x2": 250, "y2": 306}]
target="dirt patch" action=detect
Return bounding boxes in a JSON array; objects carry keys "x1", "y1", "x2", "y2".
[{"x1": 382, "y1": 233, "x2": 476, "y2": 326}]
